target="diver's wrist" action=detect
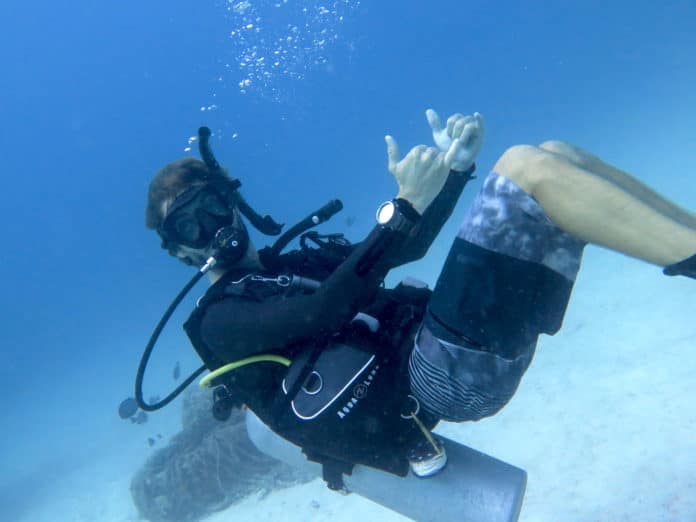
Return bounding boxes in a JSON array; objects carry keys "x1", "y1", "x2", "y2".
[
  {"x1": 393, "y1": 198, "x2": 421, "y2": 220},
  {"x1": 451, "y1": 162, "x2": 477, "y2": 176},
  {"x1": 394, "y1": 190, "x2": 427, "y2": 215},
  {"x1": 376, "y1": 198, "x2": 420, "y2": 232}
]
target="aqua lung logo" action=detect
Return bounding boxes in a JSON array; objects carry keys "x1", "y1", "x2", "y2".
[
  {"x1": 353, "y1": 383, "x2": 368, "y2": 399},
  {"x1": 337, "y1": 365, "x2": 379, "y2": 419}
]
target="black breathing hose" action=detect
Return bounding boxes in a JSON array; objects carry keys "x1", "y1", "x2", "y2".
[{"x1": 135, "y1": 269, "x2": 208, "y2": 412}]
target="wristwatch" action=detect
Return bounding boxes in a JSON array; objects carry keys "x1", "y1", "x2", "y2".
[{"x1": 375, "y1": 198, "x2": 420, "y2": 231}]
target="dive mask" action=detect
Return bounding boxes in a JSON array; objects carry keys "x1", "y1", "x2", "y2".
[
  {"x1": 160, "y1": 185, "x2": 234, "y2": 248},
  {"x1": 158, "y1": 183, "x2": 249, "y2": 265}
]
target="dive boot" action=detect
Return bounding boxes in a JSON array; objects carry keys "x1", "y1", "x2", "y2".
[{"x1": 664, "y1": 253, "x2": 696, "y2": 280}]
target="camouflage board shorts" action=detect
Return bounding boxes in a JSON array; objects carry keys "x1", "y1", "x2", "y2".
[{"x1": 409, "y1": 172, "x2": 586, "y2": 422}]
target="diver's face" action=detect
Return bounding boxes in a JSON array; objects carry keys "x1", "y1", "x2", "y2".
[
  {"x1": 161, "y1": 199, "x2": 249, "y2": 268},
  {"x1": 161, "y1": 186, "x2": 235, "y2": 249},
  {"x1": 171, "y1": 243, "x2": 214, "y2": 267}
]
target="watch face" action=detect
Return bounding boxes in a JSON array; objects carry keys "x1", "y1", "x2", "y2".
[{"x1": 376, "y1": 201, "x2": 396, "y2": 224}]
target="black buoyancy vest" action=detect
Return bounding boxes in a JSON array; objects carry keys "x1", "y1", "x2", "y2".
[{"x1": 185, "y1": 235, "x2": 438, "y2": 480}]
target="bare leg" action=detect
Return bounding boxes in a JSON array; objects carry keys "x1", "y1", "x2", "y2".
[
  {"x1": 409, "y1": 144, "x2": 696, "y2": 423},
  {"x1": 493, "y1": 142, "x2": 696, "y2": 267},
  {"x1": 537, "y1": 141, "x2": 696, "y2": 229}
]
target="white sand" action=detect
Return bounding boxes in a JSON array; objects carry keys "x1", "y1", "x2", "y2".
[{"x1": 16, "y1": 249, "x2": 696, "y2": 521}]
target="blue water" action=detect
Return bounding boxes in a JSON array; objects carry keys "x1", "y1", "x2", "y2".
[{"x1": 1, "y1": 0, "x2": 695, "y2": 520}]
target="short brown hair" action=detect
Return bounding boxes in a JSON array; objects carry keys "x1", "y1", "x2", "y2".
[{"x1": 145, "y1": 158, "x2": 230, "y2": 230}]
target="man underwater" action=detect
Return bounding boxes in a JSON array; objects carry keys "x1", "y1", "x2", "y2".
[{"x1": 141, "y1": 110, "x2": 696, "y2": 487}]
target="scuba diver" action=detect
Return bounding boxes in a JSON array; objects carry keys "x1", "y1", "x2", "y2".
[{"x1": 135, "y1": 109, "x2": 696, "y2": 492}]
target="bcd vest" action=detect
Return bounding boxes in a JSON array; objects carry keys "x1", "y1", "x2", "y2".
[{"x1": 185, "y1": 234, "x2": 438, "y2": 486}]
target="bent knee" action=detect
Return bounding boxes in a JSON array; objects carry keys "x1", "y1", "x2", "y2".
[
  {"x1": 538, "y1": 140, "x2": 574, "y2": 154},
  {"x1": 539, "y1": 140, "x2": 605, "y2": 172},
  {"x1": 492, "y1": 144, "x2": 548, "y2": 193}
]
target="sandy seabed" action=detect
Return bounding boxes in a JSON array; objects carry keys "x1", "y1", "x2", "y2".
[{"x1": 17, "y1": 250, "x2": 696, "y2": 522}]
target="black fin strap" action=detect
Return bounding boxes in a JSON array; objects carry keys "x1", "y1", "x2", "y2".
[{"x1": 663, "y1": 253, "x2": 696, "y2": 278}]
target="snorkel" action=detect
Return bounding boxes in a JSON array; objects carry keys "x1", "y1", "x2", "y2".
[{"x1": 133, "y1": 127, "x2": 343, "y2": 412}]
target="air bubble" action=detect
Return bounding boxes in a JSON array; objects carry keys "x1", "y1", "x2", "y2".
[{"x1": 213, "y1": 1, "x2": 361, "y2": 101}]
